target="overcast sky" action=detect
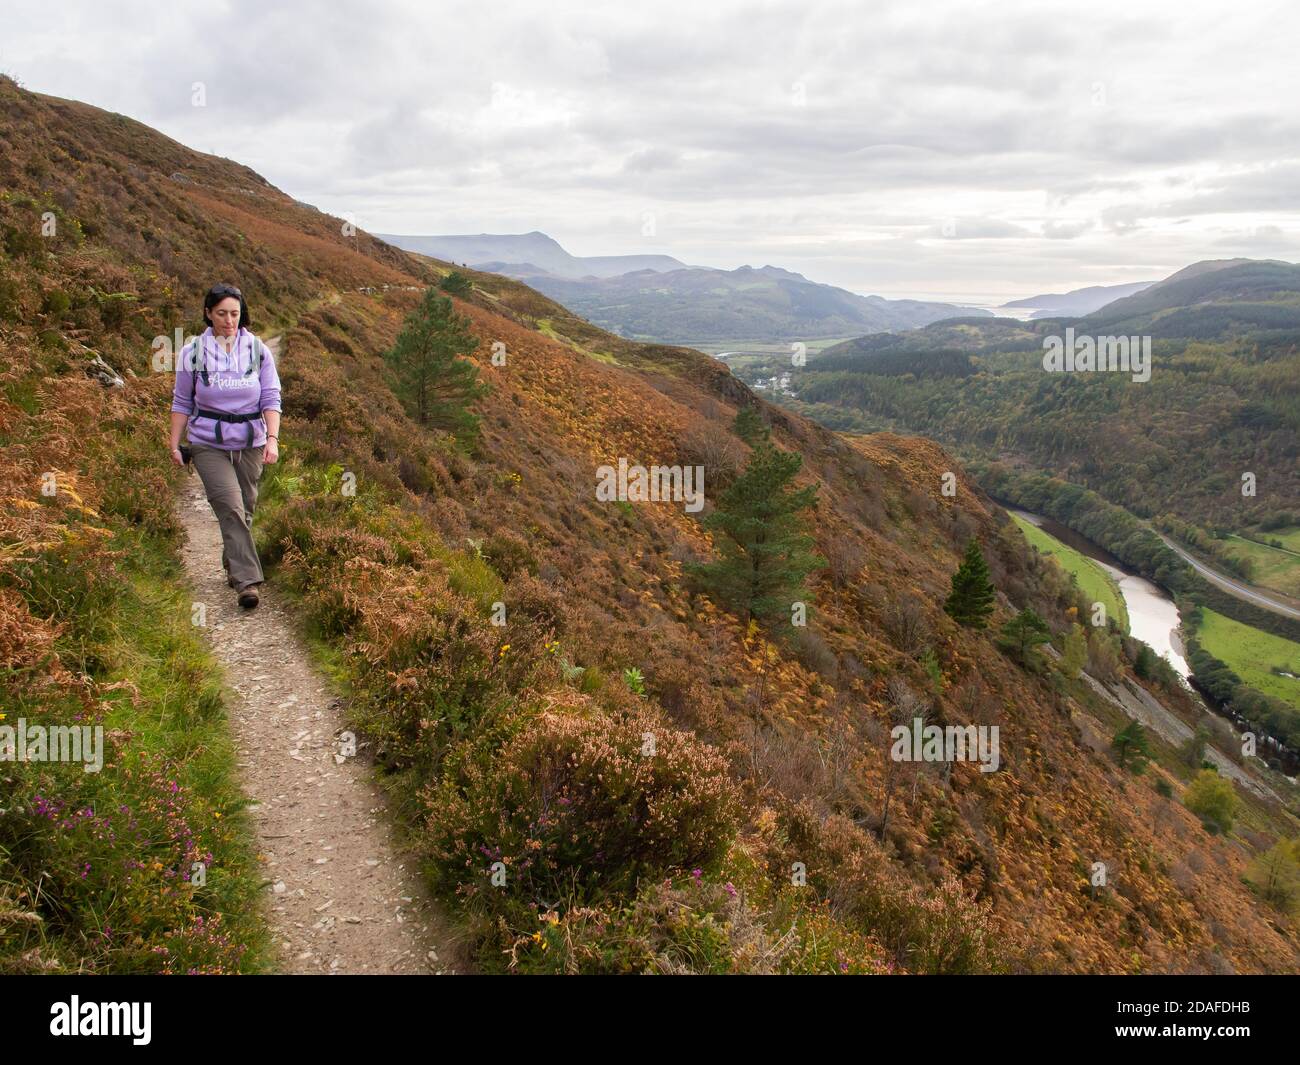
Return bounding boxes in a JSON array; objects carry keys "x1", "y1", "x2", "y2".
[{"x1": 6, "y1": 0, "x2": 1298, "y2": 301}]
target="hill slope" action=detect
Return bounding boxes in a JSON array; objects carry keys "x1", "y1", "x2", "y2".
[
  {"x1": 1082, "y1": 259, "x2": 1300, "y2": 338},
  {"x1": 2, "y1": 77, "x2": 1298, "y2": 974}
]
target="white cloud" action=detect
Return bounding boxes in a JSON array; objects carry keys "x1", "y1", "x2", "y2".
[{"x1": 4, "y1": 0, "x2": 1299, "y2": 299}]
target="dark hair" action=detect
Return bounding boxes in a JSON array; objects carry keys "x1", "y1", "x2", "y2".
[{"x1": 203, "y1": 283, "x2": 250, "y2": 330}]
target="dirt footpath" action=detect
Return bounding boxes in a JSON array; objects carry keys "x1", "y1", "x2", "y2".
[{"x1": 177, "y1": 471, "x2": 468, "y2": 974}]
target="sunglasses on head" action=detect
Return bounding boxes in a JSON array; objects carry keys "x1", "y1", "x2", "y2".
[{"x1": 208, "y1": 285, "x2": 242, "y2": 299}]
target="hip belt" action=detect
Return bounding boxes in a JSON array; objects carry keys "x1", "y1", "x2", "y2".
[{"x1": 194, "y1": 408, "x2": 262, "y2": 446}]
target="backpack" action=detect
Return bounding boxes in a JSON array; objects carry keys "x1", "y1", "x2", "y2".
[
  {"x1": 187, "y1": 330, "x2": 269, "y2": 446},
  {"x1": 188, "y1": 329, "x2": 267, "y2": 406}
]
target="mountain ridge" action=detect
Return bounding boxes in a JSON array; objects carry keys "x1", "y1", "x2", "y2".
[
  {"x1": 382, "y1": 230, "x2": 992, "y2": 343},
  {"x1": 376, "y1": 229, "x2": 691, "y2": 279},
  {"x1": 1002, "y1": 280, "x2": 1156, "y2": 317}
]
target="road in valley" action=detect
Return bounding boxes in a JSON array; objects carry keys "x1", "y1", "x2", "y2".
[{"x1": 1156, "y1": 533, "x2": 1300, "y2": 622}]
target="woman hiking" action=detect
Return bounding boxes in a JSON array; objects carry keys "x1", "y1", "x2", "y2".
[{"x1": 168, "y1": 283, "x2": 282, "y2": 609}]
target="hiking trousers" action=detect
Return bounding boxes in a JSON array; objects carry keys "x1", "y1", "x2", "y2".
[{"x1": 190, "y1": 442, "x2": 265, "y2": 591}]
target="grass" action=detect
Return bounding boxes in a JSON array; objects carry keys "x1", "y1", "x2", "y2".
[
  {"x1": 535, "y1": 317, "x2": 620, "y2": 366},
  {"x1": 1, "y1": 528, "x2": 274, "y2": 973},
  {"x1": 1011, "y1": 514, "x2": 1129, "y2": 633},
  {"x1": 1268, "y1": 526, "x2": 1300, "y2": 553},
  {"x1": 1197, "y1": 608, "x2": 1300, "y2": 711},
  {"x1": 1222, "y1": 533, "x2": 1300, "y2": 598}
]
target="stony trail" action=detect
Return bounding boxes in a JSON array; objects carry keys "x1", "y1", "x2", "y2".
[{"x1": 176, "y1": 469, "x2": 467, "y2": 974}]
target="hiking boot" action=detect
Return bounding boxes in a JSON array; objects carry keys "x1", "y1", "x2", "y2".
[{"x1": 237, "y1": 584, "x2": 261, "y2": 609}]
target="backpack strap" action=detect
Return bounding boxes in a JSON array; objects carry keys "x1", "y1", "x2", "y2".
[
  {"x1": 188, "y1": 335, "x2": 206, "y2": 409},
  {"x1": 244, "y1": 333, "x2": 264, "y2": 377}
]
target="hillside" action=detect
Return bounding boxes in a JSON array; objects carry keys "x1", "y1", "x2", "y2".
[
  {"x1": 498, "y1": 263, "x2": 990, "y2": 345},
  {"x1": 3, "y1": 77, "x2": 1299, "y2": 975},
  {"x1": 1081, "y1": 259, "x2": 1300, "y2": 339}
]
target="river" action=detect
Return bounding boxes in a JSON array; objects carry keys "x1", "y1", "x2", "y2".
[
  {"x1": 1007, "y1": 507, "x2": 1300, "y2": 775},
  {"x1": 1009, "y1": 508, "x2": 1191, "y2": 678}
]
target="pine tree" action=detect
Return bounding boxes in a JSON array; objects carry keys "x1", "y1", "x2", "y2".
[
  {"x1": 1133, "y1": 642, "x2": 1156, "y2": 678},
  {"x1": 440, "y1": 270, "x2": 473, "y2": 297},
  {"x1": 1179, "y1": 724, "x2": 1211, "y2": 769},
  {"x1": 1112, "y1": 720, "x2": 1151, "y2": 773},
  {"x1": 687, "y1": 440, "x2": 824, "y2": 626},
  {"x1": 384, "y1": 287, "x2": 487, "y2": 443},
  {"x1": 944, "y1": 538, "x2": 995, "y2": 628},
  {"x1": 732, "y1": 405, "x2": 769, "y2": 446},
  {"x1": 996, "y1": 608, "x2": 1051, "y2": 669}
]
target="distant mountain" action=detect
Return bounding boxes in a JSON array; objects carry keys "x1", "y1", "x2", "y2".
[
  {"x1": 1080, "y1": 258, "x2": 1300, "y2": 338},
  {"x1": 1001, "y1": 280, "x2": 1155, "y2": 318},
  {"x1": 378, "y1": 231, "x2": 987, "y2": 343},
  {"x1": 505, "y1": 263, "x2": 990, "y2": 344},
  {"x1": 375, "y1": 230, "x2": 689, "y2": 279},
  {"x1": 825, "y1": 259, "x2": 1300, "y2": 348}
]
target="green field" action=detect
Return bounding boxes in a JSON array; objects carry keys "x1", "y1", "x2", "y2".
[
  {"x1": 1197, "y1": 608, "x2": 1300, "y2": 709},
  {"x1": 1011, "y1": 514, "x2": 1129, "y2": 633},
  {"x1": 1252, "y1": 525, "x2": 1300, "y2": 553},
  {"x1": 1223, "y1": 528, "x2": 1300, "y2": 598}
]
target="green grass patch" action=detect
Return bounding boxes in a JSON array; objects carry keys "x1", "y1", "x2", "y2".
[
  {"x1": 1, "y1": 527, "x2": 273, "y2": 973},
  {"x1": 1012, "y1": 514, "x2": 1129, "y2": 633},
  {"x1": 1197, "y1": 608, "x2": 1300, "y2": 710},
  {"x1": 1222, "y1": 534, "x2": 1300, "y2": 598}
]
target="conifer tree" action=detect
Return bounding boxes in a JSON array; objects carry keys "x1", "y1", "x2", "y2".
[
  {"x1": 688, "y1": 440, "x2": 824, "y2": 626},
  {"x1": 384, "y1": 287, "x2": 487, "y2": 443},
  {"x1": 732, "y1": 405, "x2": 769, "y2": 447},
  {"x1": 1112, "y1": 719, "x2": 1152, "y2": 773},
  {"x1": 944, "y1": 538, "x2": 996, "y2": 628},
  {"x1": 996, "y1": 608, "x2": 1052, "y2": 668},
  {"x1": 440, "y1": 270, "x2": 473, "y2": 296}
]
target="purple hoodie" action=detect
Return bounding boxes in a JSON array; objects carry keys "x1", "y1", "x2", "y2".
[{"x1": 172, "y1": 327, "x2": 282, "y2": 450}]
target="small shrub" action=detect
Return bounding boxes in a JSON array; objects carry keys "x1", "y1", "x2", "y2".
[
  {"x1": 1184, "y1": 769, "x2": 1239, "y2": 834},
  {"x1": 482, "y1": 532, "x2": 537, "y2": 581},
  {"x1": 422, "y1": 704, "x2": 738, "y2": 953}
]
